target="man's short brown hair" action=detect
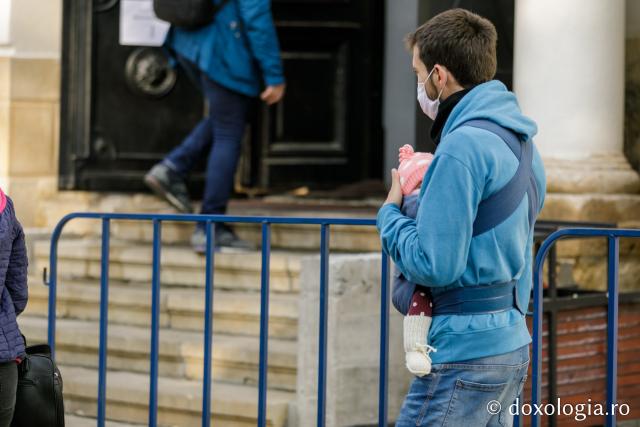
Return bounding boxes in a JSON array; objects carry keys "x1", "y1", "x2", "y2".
[{"x1": 406, "y1": 8, "x2": 497, "y2": 87}]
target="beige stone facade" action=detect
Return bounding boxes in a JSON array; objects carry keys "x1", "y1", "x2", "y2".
[
  {"x1": 3, "y1": 2, "x2": 640, "y2": 426},
  {"x1": 0, "y1": 0, "x2": 638, "y2": 294},
  {"x1": 0, "y1": 56, "x2": 61, "y2": 226}
]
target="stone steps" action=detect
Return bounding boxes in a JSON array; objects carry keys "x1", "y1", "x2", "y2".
[
  {"x1": 65, "y1": 414, "x2": 144, "y2": 427},
  {"x1": 25, "y1": 278, "x2": 299, "y2": 339},
  {"x1": 37, "y1": 193, "x2": 381, "y2": 252},
  {"x1": 60, "y1": 365, "x2": 292, "y2": 427},
  {"x1": 26, "y1": 225, "x2": 316, "y2": 425},
  {"x1": 19, "y1": 316, "x2": 297, "y2": 391},
  {"x1": 111, "y1": 220, "x2": 381, "y2": 252},
  {"x1": 34, "y1": 239, "x2": 303, "y2": 292}
]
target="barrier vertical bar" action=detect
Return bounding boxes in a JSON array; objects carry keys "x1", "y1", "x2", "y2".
[
  {"x1": 548, "y1": 246, "x2": 558, "y2": 427},
  {"x1": 97, "y1": 218, "x2": 110, "y2": 427},
  {"x1": 532, "y1": 245, "x2": 544, "y2": 427},
  {"x1": 317, "y1": 223, "x2": 330, "y2": 427},
  {"x1": 378, "y1": 251, "x2": 390, "y2": 427},
  {"x1": 48, "y1": 231, "x2": 61, "y2": 359},
  {"x1": 257, "y1": 222, "x2": 271, "y2": 427},
  {"x1": 148, "y1": 220, "x2": 162, "y2": 427},
  {"x1": 606, "y1": 236, "x2": 619, "y2": 427},
  {"x1": 202, "y1": 221, "x2": 215, "y2": 427}
]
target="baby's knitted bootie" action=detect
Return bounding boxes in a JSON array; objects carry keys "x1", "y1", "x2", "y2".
[{"x1": 404, "y1": 314, "x2": 437, "y2": 376}]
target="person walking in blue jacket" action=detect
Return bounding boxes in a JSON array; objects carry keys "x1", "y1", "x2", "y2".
[
  {"x1": 144, "y1": 0, "x2": 285, "y2": 252},
  {"x1": 377, "y1": 9, "x2": 546, "y2": 426},
  {"x1": 0, "y1": 189, "x2": 28, "y2": 426}
]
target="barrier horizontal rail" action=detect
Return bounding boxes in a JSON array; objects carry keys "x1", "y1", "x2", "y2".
[
  {"x1": 531, "y1": 227, "x2": 640, "y2": 427},
  {"x1": 45, "y1": 212, "x2": 387, "y2": 427}
]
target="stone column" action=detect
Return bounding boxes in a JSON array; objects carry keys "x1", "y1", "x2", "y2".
[{"x1": 514, "y1": 0, "x2": 640, "y2": 206}]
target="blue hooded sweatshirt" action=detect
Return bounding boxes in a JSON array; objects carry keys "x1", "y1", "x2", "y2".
[{"x1": 377, "y1": 80, "x2": 546, "y2": 364}]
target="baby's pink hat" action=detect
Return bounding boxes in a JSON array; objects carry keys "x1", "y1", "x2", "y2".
[{"x1": 397, "y1": 145, "x2": 434, "y2": 195}]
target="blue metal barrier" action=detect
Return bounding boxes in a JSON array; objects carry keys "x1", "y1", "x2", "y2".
[
  {"x1": 531, "y1": 227, "x2": 640, "y2": 427},
  {"x1": 45, "y1": 213, "x2": 387, "y2": 427},
  {"x1": 45, "y1": 213, "x2": 639, "y2": 427}
]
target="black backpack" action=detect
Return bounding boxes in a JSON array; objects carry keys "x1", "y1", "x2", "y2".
[
  {"x1": 153, "y1": 0, "x2": 232, "y2": 29},
  {"x1": 11, "y1": 343, "x2": 64, "y2": 427}
]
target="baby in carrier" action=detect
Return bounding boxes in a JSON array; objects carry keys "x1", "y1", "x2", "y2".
[{"x1": 392, "y1": 144, "x2": 437, "y2": 376}]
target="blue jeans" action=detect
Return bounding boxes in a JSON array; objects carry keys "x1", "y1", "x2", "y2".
[
  {"x1": 396, "y1": 344, "x2": 529, "y2": 427},
  {"x1": 164, "y1": 56, "x2": 252, "y2": 215}
]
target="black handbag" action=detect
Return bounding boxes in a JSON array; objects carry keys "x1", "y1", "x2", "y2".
[
  {"x1": 153, "y1": 0, "x2": 232, "y2": 29},
  {"x1": 11, "y1": 343, "x2": 64, "y2": 427}
]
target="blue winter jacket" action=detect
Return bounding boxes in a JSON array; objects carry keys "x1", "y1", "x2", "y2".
[
  {"x1": 165, "y1": 0, "x2": 284, "y2": 97},
  {"x1": 377, "y1": 80, "x2": 546, "y2": 364},
  {"x1": 0, "y1": 191, "x2": 28, "y2": 362}
]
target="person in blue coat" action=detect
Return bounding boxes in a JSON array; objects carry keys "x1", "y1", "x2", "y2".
[
  {"x1": 145, "y1": 0, "x2": 285, "y2": 252},
  {"x1": 377, "y1": 9, "x2": 546, "y2": 426},
  {"x1": 0, "y1": 188, "x2": 28, "y2": 426}
]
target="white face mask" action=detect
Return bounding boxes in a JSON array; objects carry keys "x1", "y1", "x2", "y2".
[{"x1": 417, "y1": 66, "x2": 446, "y2": 120}]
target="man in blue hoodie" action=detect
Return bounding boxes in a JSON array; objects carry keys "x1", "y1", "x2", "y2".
[
  {"x1": 144, "y1": 0, "x2": 285, "y2": 252},
  {"x1": 377, "y1": 9, "x2": 546, "y2": 426}
]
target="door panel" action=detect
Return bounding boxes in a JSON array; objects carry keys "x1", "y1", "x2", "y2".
[{"x1": 253, "y1": 0, "x2": 384, "y2": 189}]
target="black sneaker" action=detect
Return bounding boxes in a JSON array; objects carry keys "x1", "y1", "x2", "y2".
[
  {"x1": 191, "y1": 223, "x2": 256, "y2": 253},
  {"x1": 143, "y1": 163, "x2": 193, "y2": 213}
]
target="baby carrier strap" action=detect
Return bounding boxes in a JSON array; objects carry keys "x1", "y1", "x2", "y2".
[
  {"x1": 430, "y1": 120, "x2": 540, "y2": 316},
  {"x1": 463, "y1": 119, "x2": 539, "y2": 237}
]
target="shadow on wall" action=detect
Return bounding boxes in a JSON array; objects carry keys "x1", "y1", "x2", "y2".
[{"x1": 625, "y1": 36, "x2": 640, "y2": 174}]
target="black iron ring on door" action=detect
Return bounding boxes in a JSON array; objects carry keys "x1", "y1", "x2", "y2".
[{"x1": 124, "y1": 47, "x2": 177, "y2": 98}]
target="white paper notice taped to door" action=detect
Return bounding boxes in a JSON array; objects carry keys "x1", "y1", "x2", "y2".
[{"x1": 119, "y1": 0, "x2": 170, "y2": 46}]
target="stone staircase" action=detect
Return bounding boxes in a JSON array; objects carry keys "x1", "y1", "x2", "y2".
[
  {"x1": 21, "y1": 211, "x2": 381, "y2": 427},
  {"x1": 20, "y1": 192, "x2": 639, "y2": 425}
]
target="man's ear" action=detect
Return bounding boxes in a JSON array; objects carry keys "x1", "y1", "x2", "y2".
[{"x1": 433, "y1": 64, "x2": 448, "y2": 88}]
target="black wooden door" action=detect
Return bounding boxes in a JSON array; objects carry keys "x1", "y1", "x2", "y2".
[
  {"x1": 253, "y1": 0, "x2": 384, "y2": 189},
  {"x1": 59, "y1": 0, "x2": 383, "y2": 193}
]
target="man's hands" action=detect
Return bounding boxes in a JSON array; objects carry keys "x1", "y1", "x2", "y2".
[
  {"x1": 260, "y1": 83, "x2": 286, "y2": 105},
  {"x1": 384, "y1": 168, "x2": 403, "y2": 207}
]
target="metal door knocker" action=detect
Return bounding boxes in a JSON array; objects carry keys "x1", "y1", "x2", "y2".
[{"x1": 124, "y1": 47, "x2": 177, "y2": 98}]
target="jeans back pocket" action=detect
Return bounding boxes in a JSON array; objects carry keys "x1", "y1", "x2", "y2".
[{"x1": 442, "y1": 379, "x2": 509, "y2": 427}]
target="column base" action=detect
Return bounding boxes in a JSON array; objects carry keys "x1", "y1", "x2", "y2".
[
  {"x1": 540, "y1": 153, "x2": 640, "y2": 224},
  {"x1": 539, "y1": 153, "x2": 640, "y2": 293},
  {"x1": 543, "y1": 153, "x2": 640, "y2": 194}
]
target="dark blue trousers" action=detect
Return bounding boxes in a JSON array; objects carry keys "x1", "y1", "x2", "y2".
[{"x1": 164, "y1": 56, "x2": 252, "y2": 216}]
